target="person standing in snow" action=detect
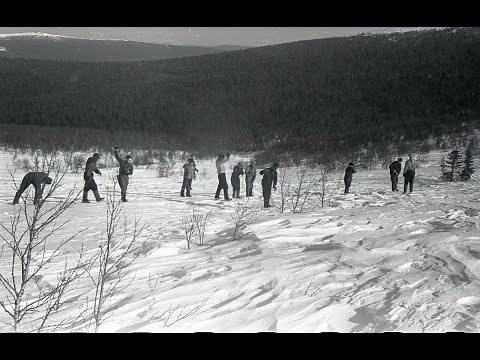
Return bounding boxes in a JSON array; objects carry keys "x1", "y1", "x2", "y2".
[
  {"x1": 12, "y1": 171, "x2": 53, "y2": 205},
  {"x1": 114, "y1": 147, "x2": 134, "y2": 202},
  {"x1": 344, "y1": 162, "x2": 356, "y2": 194},
  {"x1": 181, "y1": 158, "x2": 196, "y2": 197},
  {"x1": 231, "y1": 162, "x2": 244, "y2": 198},
  {"x1": 403, "y1": 154, "x2": 416, "y2": 193},
  {"x1": 389, "y1": 157, "x2": 402, "y2": 192},
  {"x1": 261, "y1": 168, "x2": 272, "y2": 208},
  {"x1": 82, "y1": 153, "x2": 104, "y2": 203},
  {"x1": 260, "y1": 162, "x2": 279, "y2": 191},
  {"x1": 215, "y1": 153, "x2": 231, "y2": 200},
  {"x1": 245, "y1": 160, "x2": 256, "y2": 197}
]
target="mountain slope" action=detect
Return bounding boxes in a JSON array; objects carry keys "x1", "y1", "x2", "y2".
[
  {"x1": 0, "y1": 32, "x2": 248, "y2": 62},
  {"x1": 0, "y1": 28, "x2": 480, "y2": 154}
]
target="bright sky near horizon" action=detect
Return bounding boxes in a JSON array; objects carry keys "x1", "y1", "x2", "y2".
[{"x1": 0, "y1": 27, "x2": 429, "y2": 47}]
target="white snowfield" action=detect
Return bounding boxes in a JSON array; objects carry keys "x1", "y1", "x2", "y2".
[{"x1": 1, "y1": 150, "x2": 480, "y2": 333}]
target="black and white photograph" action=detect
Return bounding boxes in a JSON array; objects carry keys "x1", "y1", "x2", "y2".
[{"x1": 1, "y1": 23, "x2": 480, "y2": 334}]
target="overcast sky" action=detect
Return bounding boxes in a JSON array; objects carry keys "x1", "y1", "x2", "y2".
[{"x1": 0, "y1": 27, "x2": 429, "y2": 47}]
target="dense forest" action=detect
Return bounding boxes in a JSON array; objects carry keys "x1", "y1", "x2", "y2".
[{"x1": 1, "y1": 27, "x2": 480, "y2": 157}]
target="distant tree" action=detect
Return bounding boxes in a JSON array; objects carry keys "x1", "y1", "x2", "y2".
[
  {"x1": 460, "y1": 146, "x2": 475, "y2": 180},
  {"x1": 440, "y1": 156, "x2": 449, "y2": 182},
  {"x1": 157, "y1": 151, "x2": 176, "y2": 178},
  {"x1": 73, "y1": 154, "x2": 86, "y2": 173},
  {"x1": 445, "y1": 149, "x2": 463, "y2": 182}
]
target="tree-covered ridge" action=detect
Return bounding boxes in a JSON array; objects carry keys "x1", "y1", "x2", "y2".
[{"x1": 1, "y1": 27, "x2": 480, "y2": 153}]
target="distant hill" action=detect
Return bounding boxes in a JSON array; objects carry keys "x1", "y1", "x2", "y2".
[
  {"x1": 1, "y1": 27, "x2": 480, "y2": 157},
  {"x1": 0, "y1": 33, "x2": 249, "y2": 62}
]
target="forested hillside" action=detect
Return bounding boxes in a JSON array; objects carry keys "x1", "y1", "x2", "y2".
[{"x1": 1, "y1": 27, "x2": 479, "y2": 155}]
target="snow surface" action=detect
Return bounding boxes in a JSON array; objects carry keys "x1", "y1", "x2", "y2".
[{"x1": 1, "y1": 150, "x2": 480, "y2": 332}]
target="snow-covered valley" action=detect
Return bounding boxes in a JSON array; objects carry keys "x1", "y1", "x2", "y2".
[{"x1": 1, "y1": 150, "x2": 480, "y2": 332}]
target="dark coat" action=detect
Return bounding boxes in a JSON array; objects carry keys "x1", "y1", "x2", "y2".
[
  {"x1": 344, "y1": 164, "x2": 356, "y2": 181},
  {"x1": 231, "y1": 165, "x2": 244, "y2": 189},
  {"x1": 260, "y1": 167, "x2": 278, "y2": 189},
  {"x1": 389, "y1": 161, "x2": 401, "y2": 175},
  {"x1": 26, "y1": 172, "x2": 52, "y2": 185},
  {"x1": 85, "y1": 157, "x2": 101, "y2": 176},
  {"x1": 114, "y1": 149, "x2": 133, "y2": 176},
  {"x1": 261, "y1": 172, "x2": 272, "y2": 197}
]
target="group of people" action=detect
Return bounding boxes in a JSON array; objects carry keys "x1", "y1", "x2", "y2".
[
  {"x1": 12, "y1": 147, "x2": 134, "y2": 205},
  {"x1": 181, "y1": 153, "x2": 279, "y2": 208},
  {"x1": 344, "y1": 153, "x2": 417, "y2": 194},
  {"x1": 81, "y1": 147, "x2": 134, "y2": 203},
  {"x1": 213, "y1": 153, "x2": 280, "y2": 207},
  {"x1": 11, "y1": 150, "x2": 416, "y2": 207}
]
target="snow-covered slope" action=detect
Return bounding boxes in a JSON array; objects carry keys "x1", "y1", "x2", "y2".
[{"x1": 1, "y1": 150, "x2": 480, "y2": 332}]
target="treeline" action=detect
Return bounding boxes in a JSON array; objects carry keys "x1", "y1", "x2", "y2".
[{"x1": 1, "y1": 27, "x2": 480, "y2": 155}]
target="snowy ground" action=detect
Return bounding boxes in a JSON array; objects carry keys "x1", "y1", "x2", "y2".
[{"x1": 1, "y1": 150, "x2": 480, "y2": 333}]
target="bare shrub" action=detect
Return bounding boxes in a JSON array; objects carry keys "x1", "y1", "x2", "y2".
[
  {"x1": 160, "y1": 300, "x2": 207, "y2": 327},
  {"x1": 181, "y1": 207, "x2": 212, "y2": 249},
  {"x1": 0, "y1": 157, "x2": 88, "y2": 332},
  {"x1": 286, "y1": 166, "x2": 317, "y2": 213},
  {"x1": 132, "y1": 149, "x2": 155, "y2": 167},
  {"x1": 72, "y1": 154, "x2": 86, "y2": 173},
  {"x1": 147, "y1": 273, "x2": 164, "y2": 294},
  {"x1": 13, "y1": 157, "x2": 33, "y2": 172},
  {"x1": 230, "y1": 199, "x2": 260, "y2": 241},
  {"x1": 272, "y1": 166, "x2": 292, "y2": 214},
  {"x1": 86, "y1": 183, "x2": 150, "y2": 333},
  {"x1": 304, "y1": 275, "x2": 323, "y2": 297},
  {"x1": 313, "y1": 165, "x2": 336, "y2": 207}
]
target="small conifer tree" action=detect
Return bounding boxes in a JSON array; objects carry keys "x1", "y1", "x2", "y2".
[
  {"x1": 460, "y1": 147, "x2": 475, "y2": 181},
  {"x1": 440, "y1": 156, "x2": 448, "y2": 182},
  {"x1": 445, "y1": 149, "x2": 462, "y2": 182}
]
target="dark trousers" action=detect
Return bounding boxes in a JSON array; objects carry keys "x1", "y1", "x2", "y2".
[
  {"x1": 344, "y1": 177, "x2": 352, "y2": 194},
  {"x1": 262, "y1": 187, "x2": 271, "y2": 208},
  {"x1": 390, "y1": 173, "x2": 399, "y2": 191},
  {"x1": 215, "y1": 173, "x2": 229, "y2": 199},
  {"x1": 83, "y1": 172, "x2": 98, "y2": 192},
  {"x1": 83, "y1": 172, "x2": 102, "y2": 201},
  {"x1": 231, "y1": 176, "x2": 240, "y2": 198},
  {"x1": 13, "y1": 173, "x2": 43, "y2": 204},
  {"x1": 117, "y1": 175, "x2": 129, "y2": 200},
  {"x1": 181, "y1": 178, "x2": 192, "y2": 196},
  {"x1": 404, "y1": 171, "x2": 415, "y2": 193},
  {"x1": 246, "y1": 178, "x2": 254, "y2": 196},
  {"x1": 232, "y1": 180, "x2": 240, "y2": 198}
]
